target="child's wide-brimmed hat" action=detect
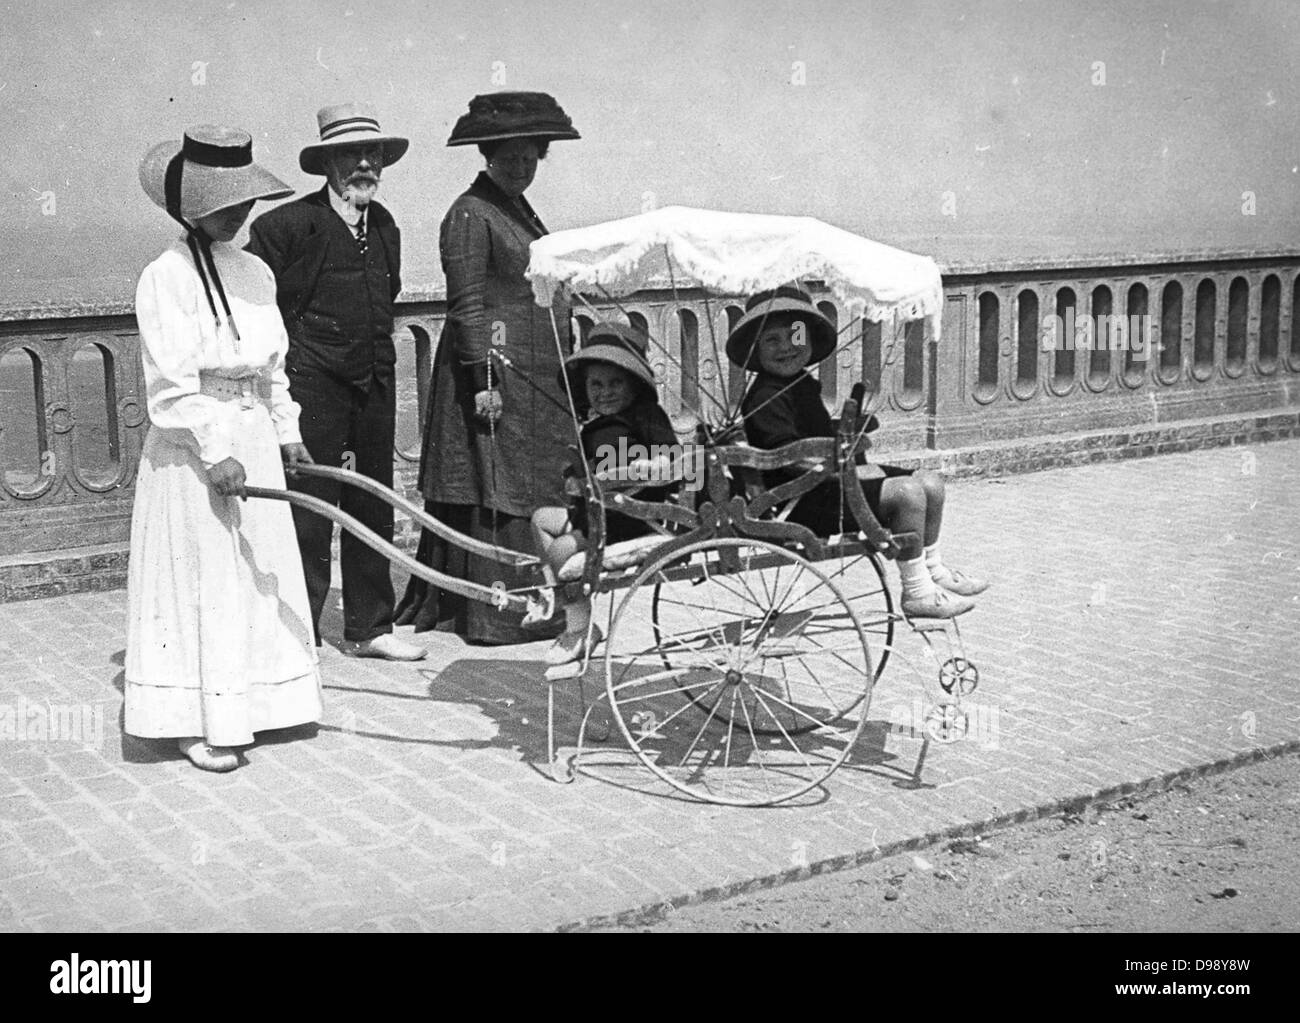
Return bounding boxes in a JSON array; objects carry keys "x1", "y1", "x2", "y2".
[
  {"x1": 140, "y1": 125, "x2": 292, "y2": 221},
  {"x1": 725, "y1": 285, "x2": 838, "y2": 369},
  {"x1": 299, "y1": 101, "x2": 410, "y2": 175},
  {"x1": 560, "y1": 321, "x2": 658, "y2": 404},
  {"x1": 447, "y1": 91, "x2": 581, "y2": 146}
]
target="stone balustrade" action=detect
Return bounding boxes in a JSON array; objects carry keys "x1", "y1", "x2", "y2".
[{"x1": 2, "y1": 246, "x2": 1297, "y2": 597}]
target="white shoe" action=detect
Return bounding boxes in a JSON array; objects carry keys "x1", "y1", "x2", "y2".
[
  {"x1": 544, "y1": 624, "x2": 604, "y2": 667},
  {"x1": 900, "y1": 589, "x2": 975, "y2": 620},
  {"x1": 347, "y1": 634, "x2": 427, "y2": 661},
  {"x1": 178, "y1": 737, "x2": 239, "y2": 772},
  {"x1": 932, "y1": 567, "x2": 990, "y2": 597}
]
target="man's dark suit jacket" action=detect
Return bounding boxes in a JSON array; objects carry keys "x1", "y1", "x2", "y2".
[{"x1": 247, "y1": 186, "x2": 401, "y2": 389}]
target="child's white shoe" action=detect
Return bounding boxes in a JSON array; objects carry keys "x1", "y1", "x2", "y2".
[
  {"x1": 932, "y1": 567, "x2": 989, "y2": 597},
  {"x1": 900, "y1": 589, "x2": 974, "y2": 620},
  {"x1": 544, "y1": 624, "x2": 604, "y2": 666},
  {"x1": 522, "y1": 587, "x2": 557, "y2": 626}
]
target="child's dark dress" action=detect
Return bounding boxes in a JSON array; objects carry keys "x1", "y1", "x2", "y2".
[
  {"x1": 570, "y1": 399, "x2": 680, "y2": 543},
  {"x1": 741, "y1": 370, "x2": 912, "y2": 535}
]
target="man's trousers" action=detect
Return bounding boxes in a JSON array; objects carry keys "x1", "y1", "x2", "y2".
[{"x1": 287, "y1": 363, "x2": 397, "y2": 645}]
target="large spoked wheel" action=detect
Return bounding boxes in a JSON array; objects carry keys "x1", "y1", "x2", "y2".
[
  {"x1": 606, "y1": 537, "x2": 876, "y2": 806},
  {"x1": 650, "y1": 540, "x2": 894, "y2": 733}
]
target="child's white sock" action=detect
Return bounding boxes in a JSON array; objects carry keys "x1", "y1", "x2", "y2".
[
  {"x1": 925, "y1": 543, "x2": 953, "y2": 584},
  {"x1": 563, "y1": 598, "x2": 591, "y2": 636},
  {"x1": 899, "y1": 556, "x2": 936, "y2": 601}
]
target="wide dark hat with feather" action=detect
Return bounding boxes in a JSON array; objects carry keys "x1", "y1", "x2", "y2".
[{"x1": 447, "y1": 91, "x2": 581, "y2": 147}]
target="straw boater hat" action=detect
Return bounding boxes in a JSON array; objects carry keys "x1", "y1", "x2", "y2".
[
  {"x1": 725, "y1": 285, "x2": 837, "y2": 370},
  {"x1": 139, "y1": 125, "x2": 292, "y2": 221},
  {"x1": 447, "y1": 91, "x2": 581, "y2": 147},
  {"x1": 560, "y1": 322, "x2": 658, "y2": 407},
  {"x1": 299, "y1": 101, "x2": 410, "y2": 175}
]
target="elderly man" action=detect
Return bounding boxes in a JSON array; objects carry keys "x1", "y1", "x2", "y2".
[{"x1": 248, "y1": 102, "x2": 425, "y2": 660}]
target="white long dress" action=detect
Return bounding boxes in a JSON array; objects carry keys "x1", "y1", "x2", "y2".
[{"x1": 125, "y1": 238, "x2": 322, "y2": 747}]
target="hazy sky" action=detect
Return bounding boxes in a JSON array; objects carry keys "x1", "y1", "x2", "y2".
[{"x1": 2, "y1": 0, "x2": 1296, "y2": 302}]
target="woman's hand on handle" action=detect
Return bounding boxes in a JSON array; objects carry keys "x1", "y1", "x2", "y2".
[
  {"x1": 474, "y1": 388, "x2": 503, "y2": 425},
  {"x1": 281, "y1": 442, "x2": 315, "y2": 477},
  {"x1": 208, "y1": 457, "x2": 248, "y2": 499}
]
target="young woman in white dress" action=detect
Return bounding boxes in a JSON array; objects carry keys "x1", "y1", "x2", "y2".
[{"x1": 129, "y1": 125, "x2": 323, "y2": 771}]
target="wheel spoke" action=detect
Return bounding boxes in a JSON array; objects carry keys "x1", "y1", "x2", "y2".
[
  {"x1": 677, "y1": 680, "x2": 729, "y2": 766},
  {"x1": 723, "y1": 684, "x2": 739, "y2": 768},
  {"x1": 735, "y1": 684, "x2": 773, "y2": 797},
  {"x1": 610, "y1": 668, "x2": 723, "y2": 705},
  {"x1": 797, "y1": 588, "x2": 890, "y2": 617},
  {"x1": 708, "y1": 570, "x2": 763, "y2": 611},
  {"x1": 750, "y1": 684, "x2": 841, "y2": 731},
  {"x1": 776, "y1": 654, "x2": 851, "y2": 715},
  {"x1": 755, "y1": 560, "x2": 808, "y2": 646},
  {"x1": 751, "y1": 688, "x2": 816, "y2": 774},
  {"x1": 651, "y1": 613, "x2": 764, "y2": 651},
  {"x1": 621, "y1": 678, "x2": 723, "y2": 738}
]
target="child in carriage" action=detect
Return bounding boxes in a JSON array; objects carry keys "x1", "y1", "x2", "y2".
[
  {"x1": 528, "y1": 322, "x2": 681, "y2": 674},
  {"x1": 728, "y1": 285, "x2": 988, "y2": 620}
]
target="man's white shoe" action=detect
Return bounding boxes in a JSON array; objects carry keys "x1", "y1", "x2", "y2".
[{"x1": 347, "y1": 633, "x2": 427, "y2": 661}]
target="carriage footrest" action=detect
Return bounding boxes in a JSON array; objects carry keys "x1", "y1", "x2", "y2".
[{"x1": 556, "y1": 533, "x2": 669, "y2": 582}]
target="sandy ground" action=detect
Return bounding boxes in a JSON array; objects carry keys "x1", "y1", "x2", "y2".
[{"x1": 604, "y1": 751, "x2": 1300, "y2": 932}]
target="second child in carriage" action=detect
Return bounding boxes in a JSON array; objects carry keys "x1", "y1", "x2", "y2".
[
  {"x1": 728, "y1": 286, "x2": 988, "y2": 620},
  {"x1": 529, "y1": 322, "x2": 681, "y2": 674}
]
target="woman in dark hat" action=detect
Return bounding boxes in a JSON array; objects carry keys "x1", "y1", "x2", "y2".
[
  {"x1": 398, "y1": 92, "x2": 583, "y2": 645},
  {"x1": 129, "y1": 125, "x2": 322, "y2": 771},
  {"x1": 528, "y1": 322, "x2": 679, "y2": 675},
  {"x1": 731, "y1": 286, "x2": 988, "y2": 620}
]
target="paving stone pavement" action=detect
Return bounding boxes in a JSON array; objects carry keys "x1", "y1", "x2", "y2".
[{"x1": 1, "y1": 441, "x2": 1297, "y2": 932}]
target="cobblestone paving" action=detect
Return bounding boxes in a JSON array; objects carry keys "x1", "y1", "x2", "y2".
[{"x1": 1, "y1": 441, "x2": 1297, "y2": 931}]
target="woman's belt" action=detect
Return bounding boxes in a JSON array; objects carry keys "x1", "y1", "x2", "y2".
[{"x1": 198, "y1": 373, "x2": 271, "y2": 408}]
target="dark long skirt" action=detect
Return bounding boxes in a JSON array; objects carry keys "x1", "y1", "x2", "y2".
[{"x1": 394, "y1": 501, "x2": 565, "y2": 645}]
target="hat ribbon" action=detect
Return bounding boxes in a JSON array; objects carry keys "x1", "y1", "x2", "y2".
[
  {"x1": 320, "y1": 115, "x2": 381, "y2": 141},
  {"x1": 162, "y1": 149, "x2": 242, "y2": 347}
]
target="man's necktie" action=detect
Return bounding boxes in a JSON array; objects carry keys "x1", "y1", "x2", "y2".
[{"x1": 354, "y1": 214, "x2": 368, "y2": 255}]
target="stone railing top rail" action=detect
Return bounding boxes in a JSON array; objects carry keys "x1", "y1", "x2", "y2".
[
  {"x1": 938, "y1": 246, "x2": 1300, "y2": 278},
  {"x1": 4, "y1": 246, "x2": 1298, "y2": 323}
]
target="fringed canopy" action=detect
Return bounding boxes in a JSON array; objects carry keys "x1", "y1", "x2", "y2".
[{"x1": 527, "y1": 206, "x2": 944, "y2": 339}]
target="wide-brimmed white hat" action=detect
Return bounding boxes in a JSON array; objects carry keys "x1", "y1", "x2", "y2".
[
  {"x1": 299, "y1": 101, "x2": 410, "y2": 175},
  {"x1": 139, "y1": 125, "x2": 292, "y2": 221}
]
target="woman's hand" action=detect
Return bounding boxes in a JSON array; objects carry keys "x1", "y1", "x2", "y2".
[
  {"x1": 208, "y1": 457, "x2": 248, "y2": 499},
  {"x1": 474, "y1": 388, "x2": 503, "y2": 425},
  {"x1": 281, "y1": 442, "x2": 315, "y2": 477}
]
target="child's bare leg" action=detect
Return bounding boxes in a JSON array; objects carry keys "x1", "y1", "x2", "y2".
[
  {"x1": 915, "y1": 469, "x2": 945, "y2": 547},
  {"x1": 913, "y1": 470, "x2": 989, "y2": 597},
  {"x1": 531, "y1": 507, "x2": 575, "y2": 578},
  {"x1": 527, "y1": 508, "x2": 586, "y2": 625},
  {"x1": 877, "y1": 476, "x2": 972, "y2": 619},
  {"x1": 876, "y1": 476, "x2": 927, "y2": 560}
]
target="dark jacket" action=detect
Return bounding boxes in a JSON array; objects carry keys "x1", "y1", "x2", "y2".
[
  {"x1": 420, "y1": 172, "x2": 574, "y2": 516},
  {"x1": 573, "y1": 399, "x2": 679, "y2": 543},
  {"x1": 246, "y1": 186, "x2": 401, "y2": 390},
  {"x1": 742, "y1": 370, "x2": 898, "y2": 535},
  {"x1": 741, "y1": 371, "x2": 833, "y2": 489}
]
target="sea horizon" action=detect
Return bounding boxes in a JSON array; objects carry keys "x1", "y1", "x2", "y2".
[{"x1": 5, "y1": 221, "x2": 1296, "y2": 312}]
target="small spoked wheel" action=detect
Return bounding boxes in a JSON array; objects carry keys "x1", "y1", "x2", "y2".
[
  {"x1": 924, "y1": 702, "x2": 969, "y2": 744},
  {"x1": 939, "y1": 657, "x2": 980, "y2": 696},
  {"x1": 607, "y1": 538, "x2": 876, "y2": 806}
]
